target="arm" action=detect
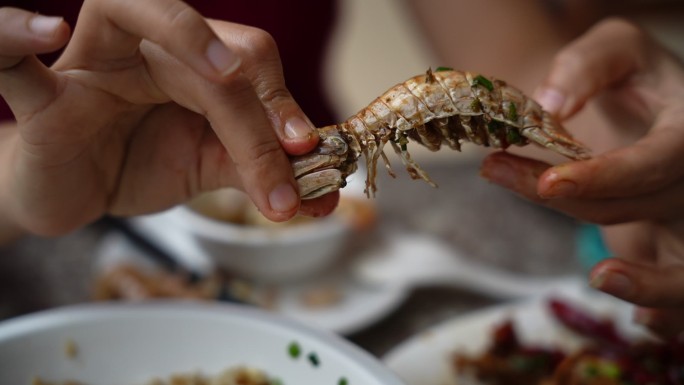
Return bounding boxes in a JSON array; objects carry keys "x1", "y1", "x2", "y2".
[{"x1": 405, "y1": 0, "x2": 598, "y2": 93}]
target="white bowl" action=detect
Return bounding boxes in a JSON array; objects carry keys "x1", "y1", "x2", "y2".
[
  {"x1": 130, "y1": 202, "x2": 355, "y2": 283},
  {"x1": 129, "y1": 173, "x2": 375, "y2": 283},
  {"x1": 0, "y1": 301, "x2": 404, "y2": 385}
]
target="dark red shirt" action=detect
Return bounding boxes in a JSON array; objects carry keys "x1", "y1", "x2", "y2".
[{"x1": 0, "y1": 1, "x2": 338, "y2": 126}]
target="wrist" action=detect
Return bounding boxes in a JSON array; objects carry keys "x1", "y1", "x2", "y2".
[{"x1": 0, "y1": 122, "x2": 25, "y2": 243}]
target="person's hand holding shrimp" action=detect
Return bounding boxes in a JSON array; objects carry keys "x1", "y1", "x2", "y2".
[
  {"x1": 0, "y1": 0, "x2": 337, "y2": 238},
  {"x1": 480, "y1": 18, "x2": 684, "y2": 338}
]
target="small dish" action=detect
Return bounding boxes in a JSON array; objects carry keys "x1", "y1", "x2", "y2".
[{"x1": 129, "y1": 171, "x2": 374, "y2": 283}]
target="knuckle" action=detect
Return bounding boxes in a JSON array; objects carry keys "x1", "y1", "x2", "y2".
[
  {"x1": 240, "y1": 27, "x2": 280, "y2": 61},
  {"x1": 164, "y1": 2, "x2": 202, "y2": 30},
  {"x1": 0, "y1": 7, "x2": 23, "y2": 21},
  {"x1": 605, "y1": 17, "x2": 650, "y2": 49},
  {"x1": 249, "y1": 137, "x2": 284, "y2": 164},
  {"x1": 156, "y1": 2, "x2": 206, "y2": 44},
  {"x1": 553, "y1": 47, "x2": 589, "y2": 77},
  {"x1": 258, "y1": 85, "x2": 292, "y2": 107},
  {"x1": 598, "y1": 17, "x2": 644, "y2": 39}
]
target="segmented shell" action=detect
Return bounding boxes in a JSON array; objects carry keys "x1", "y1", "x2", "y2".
[{"x1": 293, "y1": 68, "x2": 591, "y2": 199}]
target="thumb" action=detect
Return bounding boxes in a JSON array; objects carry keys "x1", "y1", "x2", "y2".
[
  {"x1": 589, "y1": 258, "x2": 684, "y2": 308},
  {"x1": 0, "y1": 7, "x2": 70, "y2": 119},
  {"x1": 534, "y1": 18, "x2": 650, "y2": 119}
]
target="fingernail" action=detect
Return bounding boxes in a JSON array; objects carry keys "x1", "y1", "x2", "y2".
[
  {"x1": 206, "y1": 39, "x2": 241, "y2": 77},
  {"x1": 480, "y1": 160, "x2": 518, "y2": 189},
  {"x1": 268, "y1": 183, "x2": 299, "y2": 213},
  {"x1": 535, "y1": 87, "x2": 565, "y2": 115},
  {"x1": 29, "y1": 15, "x2": 63, "y2": 38},
  {"x1": 590, "y1": 270, "x2": 634, "y2": 298},
  {"x1": 284, "y1": 116, "x2": 315, "y2": 140},
  {"x1": 540, "y1": 179, "x2": 577, "y2": 198}
]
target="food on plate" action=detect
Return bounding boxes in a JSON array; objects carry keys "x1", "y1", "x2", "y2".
[
  {"x1": 64, "y1": 339, "x2": 78, "y2": 360},
  {"x1": 94, "y1": 263, "x2": 346, "y2": 310},
  {"x1": 32, "y1": 365, "x2": 273, "y2": 385},
  {"x1": 299, "y1": 284, "x2": 344, "y2": 309},
  {"x1": 453, "y1": 298, "x2": 684, "y2": 385},
  {"x1": 454, "y1": 319, "x2": 565, "y2": 385},
  {"x1": 93, "y1": 264, "x2": 220, "y2": 301}
]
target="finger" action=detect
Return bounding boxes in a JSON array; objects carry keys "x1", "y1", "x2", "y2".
[
  {"x1": 481, "y1": 151, "x2": 684, "y2": 224},
  {"x1": 0, "y1": 8, "x2": 70, "y2": 118},
  {"x1": 589, "y1": 258, "x2": 684, "y2": 308},
  {"x1": 209, "y1": 21, "x2": 318, "y2": 155},
  {"x1": 0, "y1": 8, "x2": 70, "y2": 66},
  {"x1": 534, "y1": 18, "x2": 650, "y2": 119},
  {"x1": 202, "y1": 74, "x2": 301, "y2": 221},
  {"x1": 600, "y1": 222, "x2": 656, "y2": 262},
  {"x1": 138, "y1": 40, "x2": 301, "y2": 222},
  {"x1": 298, "y1": 192, "x2": 340, "y2": 218},
  {"x1": 538, "y1": 108, "x2": 684, "y2": 200},
  {"x1": 633, "y1": 307, "x2": 684, "y2": 339},
  {"x1": 480, "y1": 152, "x2": 549, "y2": 197},
  {"x1": 63, "y1": 0, "x2": 240, "y2": 81}
]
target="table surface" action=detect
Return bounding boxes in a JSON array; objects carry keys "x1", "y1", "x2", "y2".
[{"x1": 0, "y1": 157, "x2": 584, "y2": 358}]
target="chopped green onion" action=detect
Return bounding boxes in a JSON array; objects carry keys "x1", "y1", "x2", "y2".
[
  {"x1": 308, "y1": 352, "x2": 320, "y2": 367},
  {"x1": 435, "y1": 66, "x2": 453, "y2": 72},
  {"x1": 599, "y1": 362, "x2": 621, "y2": 379},
  {"x1": 506, "y1": 128, "x2": 523, "y2": 145},
  {"x1": 487, "y1": 121, "x2": 501, "y2": 133},
  {"x1": 288, "y1": 342, "x2": 301, "y2": 359},
  {"x1": 582, "y1": 361, "x2": 621, "y2": 379},
  {"x1": 270, "y1": 378, "x2": 284, "y2": 385},
  {"x1": 338, "y1": 377, "x2": 349, "y2": 385},
  {"x1": 507, "y1": 103, "x2": 518, "y2": 121},
  {"x1": 472, "y1": 75, "x2": 494, "y2": 91},
  {"x1": 584, "y1": 365, "x2": 600, "y2": 378}
]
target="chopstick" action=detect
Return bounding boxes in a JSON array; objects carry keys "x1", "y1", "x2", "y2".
[{"x1": 98, "y1": 215, "x2": 248, "y2": 303}]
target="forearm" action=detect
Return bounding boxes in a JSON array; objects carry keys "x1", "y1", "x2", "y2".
[
  {"x1": 406, "y1": 0, "x2": 595, "y2": 93},
  {"x1": 0, "y1": 121, "x2": 24, "y2": 244}
]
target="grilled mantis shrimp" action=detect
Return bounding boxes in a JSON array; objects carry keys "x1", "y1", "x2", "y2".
[{"x1": 291, "y1": 68, "x2": 591, "y2": 199}]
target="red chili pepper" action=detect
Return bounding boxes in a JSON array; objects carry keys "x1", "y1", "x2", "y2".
[
  {"x1": 547, "y1": 298, "x2": 630, "y2": 349},
  {"x1": 491, "y1": 320, "x2": 520, "y2": 356}
]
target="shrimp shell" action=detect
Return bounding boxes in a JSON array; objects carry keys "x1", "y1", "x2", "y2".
[{"x1": 291, "y1": 68, "x2": 591, "y2": 199}]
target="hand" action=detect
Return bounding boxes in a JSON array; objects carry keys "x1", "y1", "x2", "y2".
[
  {"x1": 0, "y1": 0, "x2": 338, "y2": 237},
  {"x1": 480, "y1": 18, "x2": 684, "y2": 338}
]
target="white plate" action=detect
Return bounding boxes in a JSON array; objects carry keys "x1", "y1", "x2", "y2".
[
  {"x1": 0, "y1": 301, "x2": 404, "y2": 385},
  {"x1": 95, "y1": 233, "x2": 408, "y2": 335},
  {"x1": 382, "y1": 281, "x2": 650, "y2": 385}
]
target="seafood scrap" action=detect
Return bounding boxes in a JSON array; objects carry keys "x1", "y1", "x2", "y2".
[{"x1": 291, "y1": 68, "x2": 591, "y2": 199}]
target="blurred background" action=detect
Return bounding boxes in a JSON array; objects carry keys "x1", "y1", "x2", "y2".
[{"x1": 1, "y1": 0, "x2": 683, "y2": 361}]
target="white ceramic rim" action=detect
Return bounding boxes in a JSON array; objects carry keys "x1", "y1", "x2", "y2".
[
  {"x1": 0, "y1": 301, "x2": 404, "y2": 385},
  {"x1": 169, "y1": 205, "x2": 349, "y2": 245}
]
